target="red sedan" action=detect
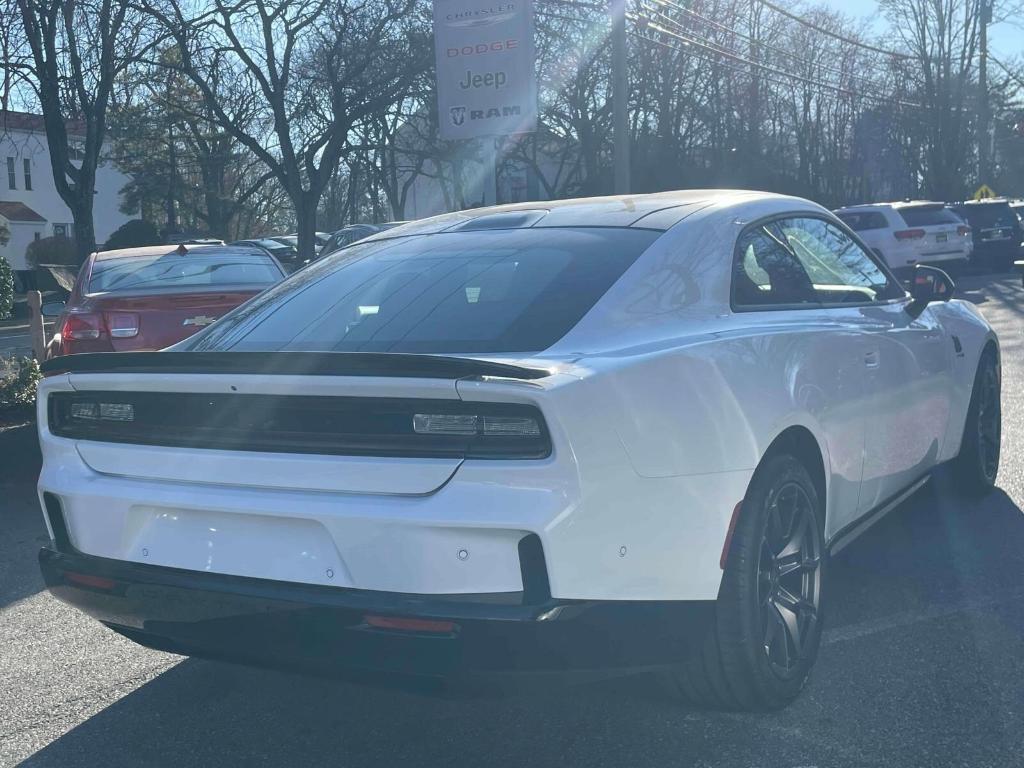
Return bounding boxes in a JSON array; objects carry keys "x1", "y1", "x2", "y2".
[{"x1": 43, "y1": 243, "x2": 286, "y2": 358}]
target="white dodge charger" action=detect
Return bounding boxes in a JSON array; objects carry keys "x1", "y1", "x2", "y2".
[{"x1": 36, "y1": 190, "x2": 1000, "y2": 710}]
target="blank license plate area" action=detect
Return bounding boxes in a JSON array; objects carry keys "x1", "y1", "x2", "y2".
[{"x1": 128, "y1": 506, "x2": 345, "y2": 585}]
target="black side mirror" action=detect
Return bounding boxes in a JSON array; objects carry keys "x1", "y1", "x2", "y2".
[{"x1": 906, "y1": 265, "x2": 954, "y2": 311}]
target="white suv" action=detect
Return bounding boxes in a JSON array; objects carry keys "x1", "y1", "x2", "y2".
[{"x1": 834, "y1": 201, "x2": 972, "y2": 273}]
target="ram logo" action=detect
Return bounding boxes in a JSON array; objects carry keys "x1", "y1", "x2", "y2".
[{"x1": 450, "y1": 106, "x2": 467, "y2": 126}]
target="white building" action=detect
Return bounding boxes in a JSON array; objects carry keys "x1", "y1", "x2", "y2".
[{"x1": 0, "y1": 110, "x2": 131, "y2": 275}]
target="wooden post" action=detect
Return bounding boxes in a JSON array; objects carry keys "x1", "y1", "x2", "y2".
[{"x1": 26, "y1": 290, "x2": 46, "y2": 361}]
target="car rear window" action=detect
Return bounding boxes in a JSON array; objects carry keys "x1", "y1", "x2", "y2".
[
  {"x1": 89, "y1": 249, "x2": 283, "y2": 293},
  {"x1": 836, "y1": 211, "x2": 889, "y2": 231},
  {"x1": 183, "y1": 227, "x2": 660, "y2": 354},
  {"x1": 897, "y1": 207, "x2": 960, "y2": 227}
]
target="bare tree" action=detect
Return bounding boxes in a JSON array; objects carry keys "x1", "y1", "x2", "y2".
[
  {"x1": 4, "y1": 0, "x2": 142, "y2": 260},
  {"x1": 881, "y1": 0, "x2": 983, "y2": 198},
  {"x1": 143, "y1": 0, "x2": 419, "y2": 259}
]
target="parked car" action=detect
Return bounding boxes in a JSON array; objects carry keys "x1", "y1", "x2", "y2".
[
  {"x1": 37, "y1": 191, "x2": 999, "y2": 711},
  {"x1": 1010, "y1": 201, "x2": 1024, "y2": 229},
  {"x1": 949, "y1": 199, "x2": 1023, "y2": 272},
  {"x1": 319, "y1": 222, "x2": 406, "y2": 258},
  {"x1": 164, "y1": 236, "x2": 226, "y2": 246},
  {"x1": 271, "y1": 233, "x2": 330, "y2": 253},
  {"x1": 229, "y1": 238, "x2": 301, "y2": 269},
  {"x1": 41, "y1": 243, "x2": 286, "y2": 358},
  {"x1": 833, "y1": 201, "x2": 972, "y2": 274}
]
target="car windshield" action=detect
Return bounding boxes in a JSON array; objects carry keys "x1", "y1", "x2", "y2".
[
  {"x1": 88, "y1": 249, "x2": 283, "y2": 293},
  {"x1": 898, "y1": 206, "x2": 960, "y2": 227},
  {"x1": 183, "y1": 227, "x2": 659, "y2": 354}
]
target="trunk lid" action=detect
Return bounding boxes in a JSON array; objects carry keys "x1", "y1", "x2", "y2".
[
  {"x1": 44, "y1": 351, "x2": 552, "y2": 496},
  {"x1": 87, "y1": 290, "x2": 261, "y2": 351}
]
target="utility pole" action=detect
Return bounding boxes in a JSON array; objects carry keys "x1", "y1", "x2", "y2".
[
  {"x1": 166, "y1": 121, "x2": 178, "y2": 235},
  {"x1": 977, "y1": 0, "x2": 991, "y2": 186},
  {"x1": 611, "y1": 0, "x2": 630, "y2": 194}
]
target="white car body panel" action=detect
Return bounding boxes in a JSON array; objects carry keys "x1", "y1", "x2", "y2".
[{"x1": 37, "y1": 191, "x2": 998, "y2": 604}]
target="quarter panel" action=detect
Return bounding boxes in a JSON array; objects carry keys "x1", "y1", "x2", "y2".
[{"x1": 582, "y1": 312, "x2": 870, "y2": 539}]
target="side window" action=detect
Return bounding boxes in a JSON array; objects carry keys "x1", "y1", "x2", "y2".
[
  {"x1": 733, "y1": 223, "x2": 819, "y2": 307},
  {"x1": 868, "y1": 212, "x2": 889, "y2": 229},
  {"x1": 775, "y1": 217, "x2": 902, "y2": 304}
]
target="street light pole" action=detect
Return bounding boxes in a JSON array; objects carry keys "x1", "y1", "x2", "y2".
[{"x1": 610, "y1": 0, "x2": 630, "y2": 194}]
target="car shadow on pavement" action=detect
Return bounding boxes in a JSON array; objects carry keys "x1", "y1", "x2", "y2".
[
  {"x1": 0, "y1": 421, "x2": 46, "y2": 610},
  {"x1": 18, "y1": 479, "x2": 1024, "y2": 768}
]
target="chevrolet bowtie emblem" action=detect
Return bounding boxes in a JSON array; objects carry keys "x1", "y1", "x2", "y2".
[{"x1": 183, "y1": 315, "x2": 217, "y2": 327}]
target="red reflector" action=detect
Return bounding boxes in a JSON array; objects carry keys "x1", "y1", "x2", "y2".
[
  {"x1": 364, "y1": 615, "x2": 457, "y2": 633},
  {"x1": 894, "y1": 228, "x2": 926, "y2": 240},
  {"x1": 65, "y1": 571, "x2": 118, "y2": 590},
  {"x1": 720, "y1": 501, "x2": 743, "y2": 570}
]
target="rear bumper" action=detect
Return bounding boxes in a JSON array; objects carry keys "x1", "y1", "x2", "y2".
[{"x1": 39, "y1": 547, "x2": 715, "y2": 679}]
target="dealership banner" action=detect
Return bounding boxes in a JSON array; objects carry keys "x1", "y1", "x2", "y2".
[{"x1": 433, "y1": 0, "x2": 537, "y2": 140}]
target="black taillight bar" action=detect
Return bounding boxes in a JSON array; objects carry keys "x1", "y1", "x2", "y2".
[{"x1": 48, "y1": 391, "x2": 552, "y2": 460}]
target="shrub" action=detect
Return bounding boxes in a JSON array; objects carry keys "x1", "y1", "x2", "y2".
[
  {"x1": 26, "y1": 235, "x2": 77, "y2": 268},
  {"x1": 0, "y1": 356, "x2": 41, "y2": 410},
  {"x1": 104, "y1": 219, "x2": 161, "y2": 251},
  {"x1": 0, "y1": 254, "x2": 12, "y2": 320}
]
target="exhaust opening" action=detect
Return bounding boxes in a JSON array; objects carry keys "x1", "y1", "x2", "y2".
[
  {"x1": 518, "y1": 533, "x2": 551, "y2": 605},
  {"x1": 42, "y1": 493, "x2": 73, "y2": 552}
]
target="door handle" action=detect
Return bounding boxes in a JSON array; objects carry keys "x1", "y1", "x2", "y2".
[{"x1": 864, "y1": 350, "x2": 880, "y2": 369}]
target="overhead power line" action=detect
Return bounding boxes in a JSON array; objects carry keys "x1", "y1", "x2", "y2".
[
  {"x1": 989, "y1": 53, "x2": 1024, "y2": 92},
  {"x1": 643, "y1": 0, "x2": 890, "y2": 90},
  {"x1": 751, "y1": 0, "x2": 913, "y2": 60},
  {"x1": 632, "y1": 12, "x2": 922, "y2": 108}
]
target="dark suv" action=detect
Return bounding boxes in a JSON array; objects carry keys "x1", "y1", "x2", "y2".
[{"x1": 949, "y1": 200, "x2": 1023, "y2": 272}]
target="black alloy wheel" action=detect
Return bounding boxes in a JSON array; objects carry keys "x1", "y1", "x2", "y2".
[
  {"x1": 670, "y1": 453, "x2": 827, "y2": 711},
  {"x1": 975, "y1": 361, "x2": 1001, "y2": 485},
  {"x1": 756, "y1": 481, "x2": 822, "y2": 678},
  {"x1": 953, "y1": 349, "x2": 1000, "y2": 496}
]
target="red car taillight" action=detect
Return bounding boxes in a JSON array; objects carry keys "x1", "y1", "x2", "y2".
[
  {"x1": 61, "y1": 313, "x2": 104, "y2": 341},
  {"x1": 105, "y1": 312, "x2": 140, "y2": 338},
  {"x1": 894, "y1": 228, "x2": 926, "y2": 240},
  {"x1": 58, "y1": 312, "x2": 115, "y2": 356},
  {"x1": 957, "y1": 225, "x2": 971, "y2": 237}
]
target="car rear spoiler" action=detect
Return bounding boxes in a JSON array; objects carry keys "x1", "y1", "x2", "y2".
[{"x1": 40, "y1": 351, "x2": 553, "y2": 381}]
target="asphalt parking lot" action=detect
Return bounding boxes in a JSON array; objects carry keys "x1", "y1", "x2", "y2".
[{"x1": 2, "y1": 274, "x2": 1023, "y2": 768}]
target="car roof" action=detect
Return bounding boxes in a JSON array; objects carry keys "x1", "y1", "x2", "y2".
[
  {"x1": 836, "y1": 200, "x2": 945, "y2": 212},
  {"x1": 94, "y1": 243, "x2": 275, "y2": 261},
  {"x1": 231, "y1": 238, "x2": 289, "y2": 247},
  {"x1": 952, "y1": 199, "x2": 1012, "y2": 207},
  {"x1": 363, "y1": 190, "x2": 784, "y2": 240}
]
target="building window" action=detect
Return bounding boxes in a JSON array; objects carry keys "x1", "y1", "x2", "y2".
[
  {"x1": 34, "y1": 232, "x2": 41, "y2": 241},
  {"x1": 6, "y1": 157, "x2": 15, "y2": 190},
  {"x1": 23, "y1": 159, "x2": 32, "y2": 191},
  {"x1": 53, "y1": 224, "x2": 68, "y2": 238}
]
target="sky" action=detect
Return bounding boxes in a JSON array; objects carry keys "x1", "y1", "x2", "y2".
[{"x1": 818, "y1": 0, "x2": 1023, "y2": 60}]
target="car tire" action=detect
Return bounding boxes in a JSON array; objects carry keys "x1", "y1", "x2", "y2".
[
  {"x1": 669, "y1": 454, "x2": 826, "y2": 711},
  {"x1": 952, "y1": 348, "x2": 1000, "y2": 497}
]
